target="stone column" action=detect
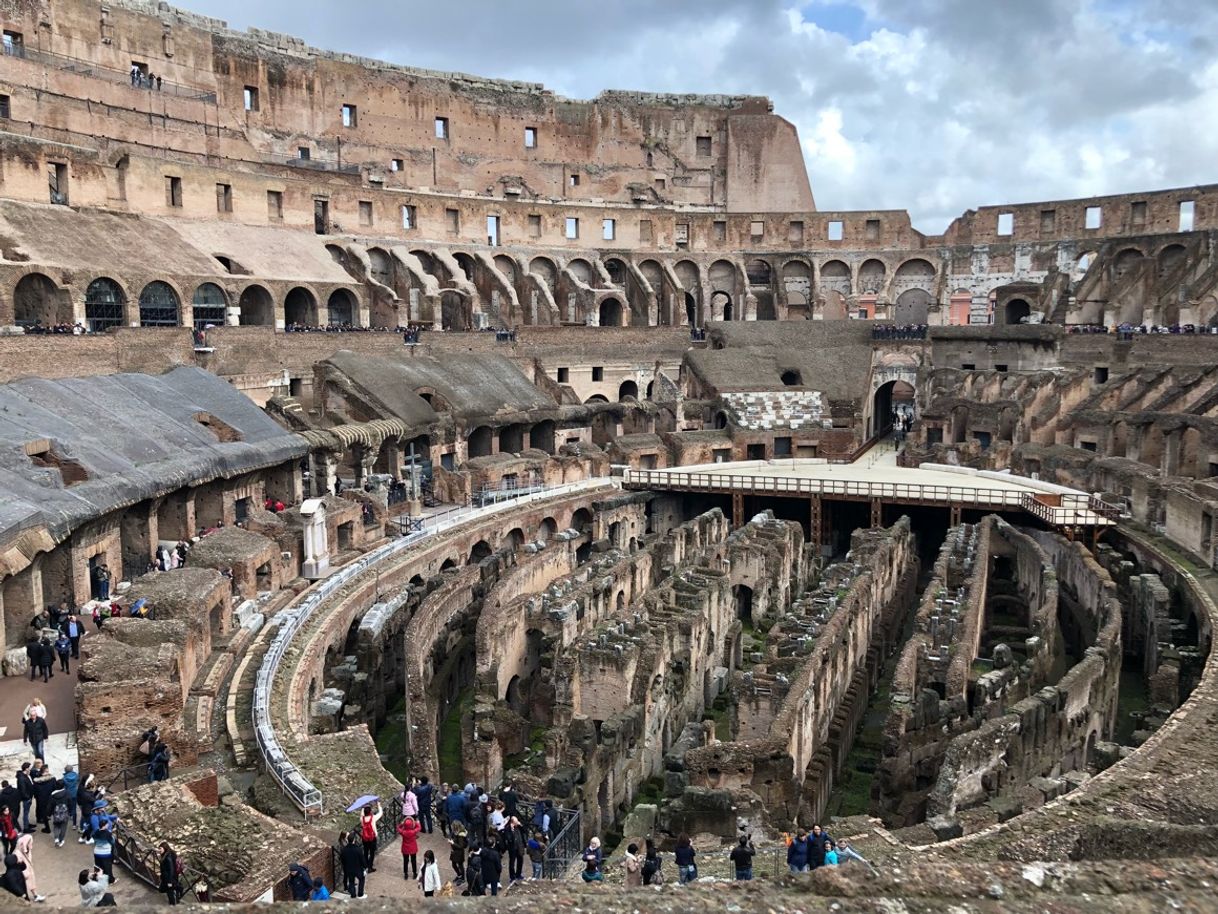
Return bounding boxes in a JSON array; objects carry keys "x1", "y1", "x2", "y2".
[{"x1": 310, "y1": 450, "x2": 338, "y2": 498}]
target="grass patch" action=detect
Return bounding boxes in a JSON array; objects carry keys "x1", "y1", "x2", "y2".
[
  {"x1": 703, "y1": 693, "x2": 734, "y2": 741},
  {"x1": 438, "y1": 687, "x2": 475, "y2": 784}
]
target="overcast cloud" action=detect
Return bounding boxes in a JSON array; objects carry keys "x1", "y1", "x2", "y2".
[{"x1": 190, "y1": 0, "x2": 1217, "y2": 233}]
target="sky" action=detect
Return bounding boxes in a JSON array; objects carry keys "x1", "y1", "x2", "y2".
[{"x1": 189, "y1": 0, "x2": 1216, "y2": 233}]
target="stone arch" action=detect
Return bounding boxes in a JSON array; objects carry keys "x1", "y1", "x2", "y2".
[
  {"x1": 895, "y1": 288, "x2": 932, "y2": 324},
  {"x1": 493, "y1": 254, "x2": 517, "y2": 284},
  {"x1": 859, "y1": 258, "x2": 886, "y2": 293},
  {"x1": 538, "y1": 517, "x2": 558, "y2": 541},
  {"x1": 468, "y1": 540, "x2": 493, "y2": 565},
  {"x1": 1157, "y1": 243, "x2": 1187, "y2": 279},
  {"x1": 709, "y1": 259, "x2": 737, "y2": 294},
  {"x1": 192, "y1": 283, "x2": 228, "y2": 329},
  {"x1": 500, "y1": 423, "x2": 527, "y2": 453},
  {"x1": 285, "y1": 287, "x2": 318, "y2": 326},
  {"x1": 781, "y1": 260, "x2": 812, "y2": 317},
  {"x1": 1113, "y1": 247, "x2": 1145, "y2": 280},
  {"x1": 138, "y1": 281, "x2": 181, "y2": 327},
  {"x1": 1074, "y1": 251, "x2": 1097, "y2": 280},
  {"x1": 84, "y1": 277, "x2": 127, "y2": 332},
  {"x1": 599, "y1": 297, "x2": 624, "y2": 327},
  {"x1": 604, "y1": 257, "x2": 628, "y2": 287},
  {"x1": 440, "y1": 290, "x2": 468, "y2": 330},
  {"x1": 452, "y1": 252, "x2": 476, "y2": 282},
  {"x1": 745, "y1": 258, "x2": 773, "y2": 287},
  {"x1": 237, "y1": 284, "x2": 275, "y2": 326},
  {"x1": 368, "y1": 247, "x2": 393, "y2": 286},
  {"x1": 13, "y1": 273, "x2": 71, "y2": 328},
  {"x1": 894, "y1": 257, "x2": 936, "y2": 291},
  {"x1": 410, "y1": 249, "x2": 438, "y2": 277},
  {"x1": 618, "y1": 379, "x2": 638, "y2": 401},
  {"x1": 711, "y1": 290, "x2": 733, "y2": 321},
  {"x1": 567, "y1": 258, "x2": 594, "y2": 285},
  {"x1": 530, "y1": 420, "x2": 556, "y2": 454},
  {"x1": 733, "y1": 584, "x2": 754, "y2": 625},
  {"x1": 529, "y1": 257, "x2": 558, "y2": 293},
  {"x1": 1004, "y1": 298, "x2": 1031, "y2": 325},
  {"x1": 468, "y1": 425, "x2": 493, "y2": 458},
  {"x1": 781, "y1": 369, "x2": 802, "y2": 386},
  {"x1": 571, "y1": 507, "x2": 594, "y2": 533},
  {"x1": 819, "y1": 259, "x2": 851, "y2": 297},
  {"x1": 327, "y1": 288, "x2": 358, "y2": 326}
]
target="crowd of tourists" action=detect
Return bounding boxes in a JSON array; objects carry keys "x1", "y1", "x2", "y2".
[
  {"x1": 1067, "y1": 322, "x2": 1218, "y2": 336},
  {"x1": 19, "y1": 322, "x2": 88, "y2": 335},
  {"x1": 871, "y1": 324, "x2": 929, "y2": 340}
]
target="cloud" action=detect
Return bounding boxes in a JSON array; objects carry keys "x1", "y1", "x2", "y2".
[{"x1": 189, "y1": 0, "x2": 1218, "y2": 233}]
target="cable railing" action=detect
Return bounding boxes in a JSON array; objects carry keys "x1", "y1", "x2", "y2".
[
  {"x1": 254, "y1": 478, "x2": 616, "y2": 817},
  {"x1": 113, "y1": 823, "x2": 211, "y2": 902},
  {"x1": 3, "y1": 43, "x2": 218, "y2": 102}
]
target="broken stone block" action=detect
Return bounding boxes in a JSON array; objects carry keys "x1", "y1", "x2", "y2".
[
  {"x1": 928, "y1": 814, "x2": 962, "y2": 840},
  {"x1": 2, "y1": 649, "x2": 27, "y2": 677}
]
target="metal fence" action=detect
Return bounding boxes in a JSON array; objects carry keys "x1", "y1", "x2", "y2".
[
  {"x1": 253, "y1": 479, "x2": 616, "y2": 817},
  {"x1": 113, "y1": 822, "x2": 211, "y2": 902},
  {"x1": 4, "y1": 43, "x2": 218, "y2": 102}
]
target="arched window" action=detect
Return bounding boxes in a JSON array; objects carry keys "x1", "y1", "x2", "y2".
[
  {"x1": 192, "y1": 283, "x2": 227, "y2": 330},
  {"x1": 138, "y1": 282, "x2": 180, "y2": 327},
  {"x1": 84, "y1": 278, "x2": 126, "y2": 332}
]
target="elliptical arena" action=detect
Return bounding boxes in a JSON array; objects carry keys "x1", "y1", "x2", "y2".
[{"x1": 0, "y1": 1, "x2": 1216, "y2": 909}]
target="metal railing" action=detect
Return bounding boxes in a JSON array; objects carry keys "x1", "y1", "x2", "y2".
[
  {"x1": 254, "y1": 478, "x2": 616, "y2": 817},
  {"x1": 113, "y1": 823, "x2": 210, "y2": 902},
  {"x1": 3, "y1": 43, "x2": 218, "y2": 102}
]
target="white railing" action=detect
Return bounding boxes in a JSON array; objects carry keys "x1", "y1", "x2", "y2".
[{"x1": 253, "y1": 478, "x2": 616, "y2": 816}]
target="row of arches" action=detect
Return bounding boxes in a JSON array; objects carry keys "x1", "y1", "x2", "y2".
[{"x1": 11, "y1": 273, "x2": 361, "y2": 331}]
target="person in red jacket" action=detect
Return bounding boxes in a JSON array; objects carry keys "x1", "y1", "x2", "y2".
[{"x1": 397, "y1": 815, "x2": 422, "y2": 880}]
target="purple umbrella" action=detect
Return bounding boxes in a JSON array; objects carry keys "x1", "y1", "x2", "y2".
[{"x1": 346, "y1": 794, "x2": 379, "y2": 813}]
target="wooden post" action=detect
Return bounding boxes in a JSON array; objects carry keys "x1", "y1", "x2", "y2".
[
  {"x1": 732, "y1": 492, "x2": 744, "y2": 528},
  {"x1": 949, "y1": 504, "x2": 962, "y2": 527},
  {"x1": 870, "y1": 498, "x2": 882, "y2": 528}
]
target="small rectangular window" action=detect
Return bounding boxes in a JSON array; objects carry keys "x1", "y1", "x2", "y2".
[
  {"x1": 528, "y1": 214, "x2": 542, "y2": 237},
  {"x1": 696, "y1": 135, "x2": 712, "y2": 157},
  {"x1": 1085, "y1": 205, "x2": 1102, "y2": 229},
  {"x1": 655, "y1": 178, "x2": 666, "y2": 190},
  {"x1": 565, "y1": 217, "x2": 579, "y2": 239},
  {"x1": 3, "y1": 31, "x2": 24, "y2": 57},
  {"x1": 557, "y1": 367, "x2": 569, "y2": 383},
  {"x1": 865, "y1": 218, "x2": 880, "y2": 240},
  {"x1": 445, "y1": 208, "x2": 460, "y2": 234},
  {"x1": 0, "y1": 94, "x2": 10, "y2": 119},
  {"x1": 592, "y1": 367, "x2": 604, "y2": 382},
  {"x1": 435, "y1": 116, "x2": 448, "y2": 139},
  {"x1": 341, "y1": 104, "x2": 357, "y2": 128},
  {"x1": 639, "y1": 219, "x2": 652, "y2": 243},
  {"x1": 603, "y1": 219, "x2": 616, "y2": 241},
  {"x1": 1130, "y1": 200, "x2": 1147, "y2": 225},
  {"x1": 675, "y1": 223, "x2": 690, "y2": 245},
  {"x1": 267, "y1": 190, "x2": 283, "y2": 219},
  {"x1": 243, "y1": 86, "x2": 258, "y2": 111},
  {"x1": 166, "y1": 175, "x2": 182, "y2": 207},
  {"x1": 297, "y1": 147, "x2": 310, "y2": 161},
  {"x1": 48, "y1": 162, "x2": 68, "y2": 205},
  {"x1": 359, "y1": 200, "x2": 373, "y2": 227},
  {"x1": 997, "y1": 212, "x2": 1014, "y2": 235},
  {"x1": 961, "y1": 363, "x2": 975, "y2": 370},
  {"x1": 750, "y1": 220, "x2": 764, "y2": 238},
  {"x1": 390, "y1": 158, "x2": 403, "y2": 172},
  {"x1": 569, "y1": 173, "x2": 580, "y2": 187},
  {"x1": 714, "y1": 220, "x2": 727, "y2": 242},
  {"x1": 827, "y1": 220, "x2": 843, "y2": 241},
  {"x1": 524, "y1": 126, "x2": 537, "y2": 148},
  {"x1": 1040, "y1": 209, "x2": 1056, "y2": 233},
  {"x1": 216, "y1": 183, "x2": 232, "y2": 213},
  {"x1": 1094, "y1": 366, "x2": 1109, "y2": 384},
  {"x1": 401, "y1": 205, "x2": 416, "y2": 229},
  {"x1": 788, "y1": 221, "x2": 804, "y2": 243},
  {"x1": 1080, "y1": 440, "x2": 1098, "y2": 452},
  {"x1": 1179, "y1": 200, "x2": 1196, "y2": 231}
]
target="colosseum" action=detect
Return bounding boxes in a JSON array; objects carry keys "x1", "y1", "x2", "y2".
[{"x1": 0, "y1": 0, "x2": 1214, "y2": 909}]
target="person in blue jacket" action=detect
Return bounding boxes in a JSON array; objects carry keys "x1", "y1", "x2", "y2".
[
  {"x1": 445, "y1": 788, "x2": 467, "y2": 827},
  {"x1": 787, "y1": 829, "x2": 810, "y2": 873},
  {"x1": 309, "y1": 877, "x2": 331, "y2": 900}
]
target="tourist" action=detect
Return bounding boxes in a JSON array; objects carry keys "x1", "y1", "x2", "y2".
[
  {"x1": 16, "y1": 764, "x2": 34, "y2": 833},
  {"x1": 159, "y1": 842, "x2": 182, "y2": 904},
  {"x1": 415, "y1": 776, "x2": 434, "y2": 834},
  {"x1": 488, "y1": 800, "x2": 506, "y2": 834},
  {"x1": 808, "y1": 824, "x2": 832, "y2": 870},
  {"x1": 504, "y1": 815, "x2": 525, "y2": 882},
  {"x1": 499, "y1": 781, "x2": 519, "y2": 820},
  {"x1": 36, "y1": 639, "x2": 55, "y2": 684},
  {"x1": 641, "y1": 837, "x2": 663, "y2": 885},
  {"x1": 76, "y1": 777, "x2": 98, "y2": 843},
  {"x1": 287, "y1": 863, "x2": 312, "y2": 901},
  {"x1": 61, "y1": 614, "x2": 82, "y2": 659},
  {"x1": 444, "y1": 784, "x2": 466, "y2": 829},
  {"x1": 467, "y1": 793, "x2": 487, "y2": 847},
  {"x1": 401, "y1": 779, "x2": 419, "y2": 820},
  {"x1": 25, "y1": 636, "x2": 44, "y2": 682},
  {"x1": 674, "y1": 833, "x2": 696, "y2": 884},
  {"x1": 436, "y1": 783, "x2": 450, "y2": 837},
  {"x1": 61, "y1": 765, "x2": 78, "y2": 829},
  {"x1": 359, "y1": 802, "x2": 382, "y2": 872},
  {"x1": 0, "y1": 802, "x2": 16, "y2": 856},
  {"x1": 623, "y1": 842, "x2": 642, "y2": 887},
  {"x1": 480, "y1": 836, "x2": 502, "y2": 896},
  {"x1": 730, "y1": 834, "x2": 755, "y2": 880},
  {"x1": 16, "y1": 833, "x2": 44, "y2": 901},
  {"x1": 448, "y1": 821, "x2": 468, "y2": 884},
  {"x1": 49, "y1": 787, "x2": 69, "y2": 848},
  {"x1": 464, "y1": 844, "x2": 484, "y2": 896},
  {"x1": 529, "y1": 799, "x2": 552, "y2": 839},
  {"x1": 90, "y1": 804, "x2": 117, "y2": 884},
  {"x1": 526, "y1": 830, "x2": 546, "y2": 880},
  {"x1": 32, "y1": 762, "x2": 58, "y2": 833},
  {"x1": 823, "y1": 839, "x2": 839, "y2": 866},
  {"x1": 396, "y1": 813, "x2": 421, "y2": 879},
  {"x1": 338, "y1": 831, "x2": 365, "y2": 899},
  {"x1": 419, "y1": 849, "x2": 441, "y2": 897},
  {"x1": 836, "y1": 839, "x2": 877, "y2": 873},
  {"x1": 96, "y1": 564, "x2": 111, "y2": 602},
  {"x1": 1, "y1": 853, "x2": 29, "y2": 901},
  {"x1": 53, "y1": 632, "x2": 71, "y2": 674},
  {"x1": 581, "y1": 836, "x2": 603, "y2": 883},
  {"x1": 309, "y1": 877, "x2": 330, "y2": 901},
  {"x1": 787, "y1": 829, "x2": 810, "y2": 873},
  {"x1": 79, "y1": 866, "x2": 114, "y2": 907}
]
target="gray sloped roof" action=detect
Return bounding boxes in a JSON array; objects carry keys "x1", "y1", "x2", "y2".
[
  {"x1": 0, "y1": 366, "x2": 308, "y2": 548},
  {"x1": 322, "y1": 350, "x2": 556, "y2": 422}
]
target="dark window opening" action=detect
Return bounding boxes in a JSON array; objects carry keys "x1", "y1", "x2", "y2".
[
  {"x1": 1094, "y1": 366, "x2": 1109, "y2": 383},
  {"x1": 557, "y1": 367, "x2": 569, "y2": 383},
  {"x1": 314, "y1": 198, "x2": 330, "y2": 235},
  {"x1": 592, "y1": 367, "x2": 604, "y2": 382},
  {"x1": 267, "y1": 190, "x2": 282, "y2": 220},
  {"x1": 166, "y1": 175, "x2": 182, "y2": 207},
  {"x1": 216, "y1": 183, "x2": 232, "y2": 213},
  {"x1": 48, "y1": 162, "x2": 68, "y2": 205},
  {"x1": 696, "y1": 135, "x2": 712, "y2": 156},
  {"x1": 0, "y1": 95, "x2": 10, "y2": 119}
]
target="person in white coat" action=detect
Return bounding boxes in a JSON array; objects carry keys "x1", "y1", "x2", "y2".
[{"x1": 419, "y1": 850, "x2": 442, "y2": 897}]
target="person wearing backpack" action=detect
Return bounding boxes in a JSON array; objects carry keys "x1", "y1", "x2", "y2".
[
  {"x1": 159, "y1": 842, "x2": 182, "y2": 905},
  {"x1": 641, "y1": 837, "x2": 663, "y2": 885},
  {"x1": 61, "y1": 765, "x2": 79, "y2": 830},
  {"x1": 358, "y1": 802, "x2": 382, "y2": 873},
  {"x1": 50, "y1": 788, "x2": 70, "y2": 847}
]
